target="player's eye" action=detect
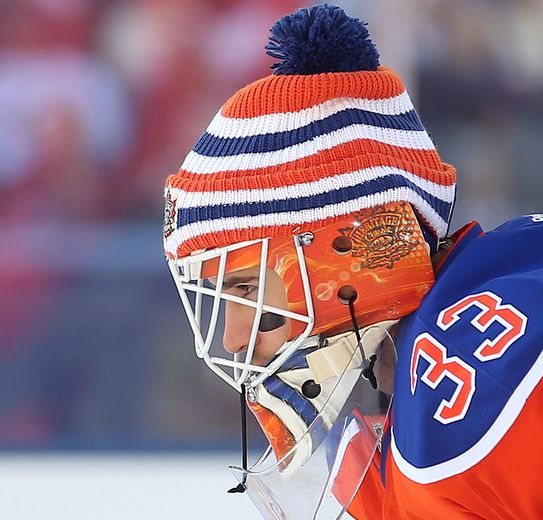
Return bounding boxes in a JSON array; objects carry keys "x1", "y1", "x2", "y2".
[{"x1": 234, "y1": 284, "x2": 258, "y2": 299}]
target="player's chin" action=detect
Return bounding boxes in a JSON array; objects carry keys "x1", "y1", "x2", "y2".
[
  {"x1": 252, "y1": 345, "x2": 283, "y2": 367},
  {"x1": 251, "y1": 353, "x2": 273, "y2": 367},
  {"x1": 252, "y1": 332, "x2": 290, "y2": 367}
]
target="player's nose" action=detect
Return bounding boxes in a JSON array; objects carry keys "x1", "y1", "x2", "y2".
[{"x1": 222, "y1": 302, "x2": 256, "y2": 355}]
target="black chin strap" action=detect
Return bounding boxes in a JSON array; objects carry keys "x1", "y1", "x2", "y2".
[
  {"x1": 227, "y1": 383, "x2": 248, "y2": 494},
  {"x1": 347, "y1": 296, "x2": 378, "y2": 389}
]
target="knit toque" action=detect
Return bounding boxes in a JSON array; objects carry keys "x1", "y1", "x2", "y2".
[{"x1": 164, "y1": 4, "x2": 456, "y2": 260}]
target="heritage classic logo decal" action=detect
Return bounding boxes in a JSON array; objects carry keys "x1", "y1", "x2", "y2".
[
  {"x1": 338, "y1": 204, "x2": 418, "y2": 269},
  {"x1": 163, "y1": 188, "x2": 177, "y2": 239}
]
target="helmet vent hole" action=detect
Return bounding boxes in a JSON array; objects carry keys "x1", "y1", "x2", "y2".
[
  {"x1": 301, "y1": 380, "x2": 321, "y2": 399},
  {"x1": 332, "y1": 235, "x2": 353, "y2": 255},
  {"x1": 337, "y1": 285, "x2": 358, "y2": 304}
]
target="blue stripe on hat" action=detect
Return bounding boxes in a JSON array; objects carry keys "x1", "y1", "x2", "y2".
[
  {"x1": 194, "y1": 108, "x2": 425, "y2": 157},
  {"x1": 177, "y1": 174, "x2": 452, "y2": 228},
  {"x1": 263, "y1": 375, "x2": 318, "y2": 427}
]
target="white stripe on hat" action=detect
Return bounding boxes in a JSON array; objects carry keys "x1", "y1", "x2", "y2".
[
  {"x1": 181, "y1": 124, "x2": 436, "y2": 174},
  {"x1": 207, "y1": 93, "x2": 415, "y2": 138},
  {"x1": 166, "y1": 187, "x2": 449, "y2": 256}
]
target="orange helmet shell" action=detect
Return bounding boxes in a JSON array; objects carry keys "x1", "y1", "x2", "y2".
[{"x1": 202, "y1": 201, "x2": 434, "y2": 340}]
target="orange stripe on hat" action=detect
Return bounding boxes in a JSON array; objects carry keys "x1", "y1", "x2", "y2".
[
  {"x1": 221, "y1": 67, "x2": 405, "y2": 118},
  {"x1": 170, "y1": 140, "x2": 453, "y2": 193}
]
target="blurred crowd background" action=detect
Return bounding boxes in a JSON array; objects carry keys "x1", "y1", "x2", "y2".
[{"x1": 1, "y1": 0, "x2": 542, "y2": 452}]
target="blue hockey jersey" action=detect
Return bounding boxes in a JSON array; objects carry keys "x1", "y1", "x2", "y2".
[{"x1": 352, "y1": 215, "x2": 543, "y2": 519}]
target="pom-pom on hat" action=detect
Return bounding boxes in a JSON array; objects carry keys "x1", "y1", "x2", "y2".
[{"x1": 164, "y1": 4, "x2": 456, "y2": 260}]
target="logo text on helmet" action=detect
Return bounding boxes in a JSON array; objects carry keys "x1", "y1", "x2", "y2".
[
  {"x1": 337, "y1": 204, "x2": 419, "y2": 269},
  {"x1": 163, "y1": 188, "x2": 177, "y2": 239}
]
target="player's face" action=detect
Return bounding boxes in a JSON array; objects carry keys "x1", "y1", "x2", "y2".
[{"x1": 221, "y1": 266, "x2": 290, "y2": 366}]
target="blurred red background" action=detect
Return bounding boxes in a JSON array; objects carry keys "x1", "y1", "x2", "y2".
[{"x1": 0, "y1": 0, "x2": 541, "y2": 450}]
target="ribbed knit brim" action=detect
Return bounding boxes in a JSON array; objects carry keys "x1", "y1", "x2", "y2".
[{"x1": 164, "y1": 67, "x2": 456, "y2": 260}]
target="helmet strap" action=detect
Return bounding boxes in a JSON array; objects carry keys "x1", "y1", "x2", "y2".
[
  {"x1": 227, "y1": 384, "x2": 248, "y2": 494},
  {"x1": 347, "y1": 295, "x2": 378, "y2": 389}
]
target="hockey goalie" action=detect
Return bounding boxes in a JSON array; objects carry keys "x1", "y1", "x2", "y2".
[{"x1": 163, "y1": 5, "x2": 543, "y2": 519}]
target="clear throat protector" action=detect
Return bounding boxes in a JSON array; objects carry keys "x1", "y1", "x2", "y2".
[{"x1": 233, "y1": 324, "x2": 396, "y2": 520}]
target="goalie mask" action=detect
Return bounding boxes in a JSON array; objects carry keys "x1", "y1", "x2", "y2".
[
  {"x1": 168, "y1": 201, "x2": 433, "y2": 389},
  {"x1": 164, "y1": 4, "x2": 456, "y2": 518}
]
